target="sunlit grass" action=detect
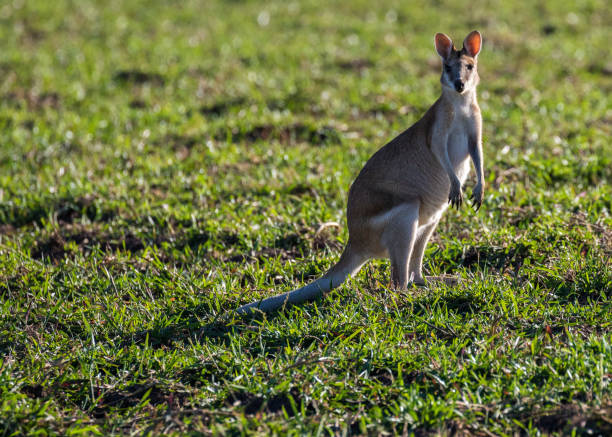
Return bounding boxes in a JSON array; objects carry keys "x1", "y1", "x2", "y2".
[{"x1": 0, "y1": 0, "x2": 610, "y2": 435}]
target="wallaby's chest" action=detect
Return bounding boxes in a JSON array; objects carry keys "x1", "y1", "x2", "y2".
[{"x1": 447, "y1": 116, "x2": 472, "y2": 180}]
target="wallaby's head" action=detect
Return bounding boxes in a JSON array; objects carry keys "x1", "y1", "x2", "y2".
[{"x1": 434, "y1": 31, "x2": 481, "y2": 94}]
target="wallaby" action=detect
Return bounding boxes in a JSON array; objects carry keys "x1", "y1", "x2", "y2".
[{"x1": 237, "y1": 31, "x2": 484, "y2": 315}]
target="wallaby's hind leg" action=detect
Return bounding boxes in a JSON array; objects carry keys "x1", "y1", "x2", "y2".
[
  {"x1": 408, "y1": 220, "x2": 439, "y2": 285},
  {"x1": 325, "y1": 242, "x2": 370, "y2": 288},
  {"x1": 380, "y1": 202, "x2": 419, "y2": 289}
]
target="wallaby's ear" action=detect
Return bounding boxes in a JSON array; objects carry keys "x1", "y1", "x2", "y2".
[
  {"x1": 463, "y1": 30, "x2": 482, "y2": 57},
  {"x1": 434, "y1": 33, "x2": 453, "y2": 60}
]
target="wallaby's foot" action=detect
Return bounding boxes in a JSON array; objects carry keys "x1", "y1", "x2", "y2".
[
  {"x1": 412, "y1": 274, "x2": 427, "y2": 287},
  {"x1": 409, "y1": 271, "x2": 427, "y2": 287},
  {"x1": 425, "y1": 275, "x2": 460, "y2": 286},
  {"x1": 390, "y1": 274, "x2": 426, "y2": 289},
  {"x1": 389, "y1": 273, "x2": 458, "y2": 289}
]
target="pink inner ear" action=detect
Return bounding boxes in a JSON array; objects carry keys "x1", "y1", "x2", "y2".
[
  {"x1": 435, "y1": 34, "x2": 453, "y2": 58},
  {"x1": 464, "y1": 32, "x2": 481, "y2": 57}
]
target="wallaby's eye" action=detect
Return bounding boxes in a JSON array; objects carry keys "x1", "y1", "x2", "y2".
[
  {"x1": 467, "y1": 64, "x2": 473, "y2": 70},
  {"x1": 444, "y1": 65, "x2": 452, "y2": 73}
]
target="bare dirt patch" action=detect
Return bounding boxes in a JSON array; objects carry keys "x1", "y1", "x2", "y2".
[
  {"x1": 530, "y1": 404, "x2": 612, "y2": 435},
  {"x1": 225, "y1": 225, "x2": 341, "y2": 265},
  {"x1": 128, "y1": 99, "x2": 147, "y2": 109},
  {"x1": 200, "y1": 97, "x2": 247, "y2": 117},
  {"x1": 113, "y1": 70, "x2": 165, "y2": 85},
  {"x1": 336, "y1": 58, "x2": 374, "y2": 72},
  {"x1": 569, "y1": 212, "x2": 612, "y2": 256},
  {"x1": 23, "y1": 381, "x2": 190, "y2": 419},
  {"x1": 31, "y1": 224, "x2": 145, "y2": 262},
  {"x1": 215, "y1": 123, "x2": 342, "y2": 146},
  {"x1": 588, "y1": 63, "x2": 612, "y2": 76},
  {"x1": 1, "y1": 194, "x2": 117, "y2": 228},
  {"x1": 92, "y1": 384, "x2": 189, "y2": 418},
  {"x1": 226, "y1": 240, "x2": 305, "y2": 265},
  {"x1": 0, "y1": 224, "x2": 16, "y2": 235},
  {"x1": 4, "y1": 89, "x2": 60, "y2": 110},
  {"x1": 225, "y1": 387, "x2": 306, "y2": 416}
]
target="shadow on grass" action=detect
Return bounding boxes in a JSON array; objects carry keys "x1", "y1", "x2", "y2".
[
  {"x1": 116, "y1": 285, "x2": 486, "y2": 356},
  {"x1": 223, "y1": 386, "x2": 312, "y2": 417},
  {"x1": 21, "y1": 380, "x2": 191, "y2": 419},
  {"x1": 444, "y1": 242, "x2": 537, "y2": 272},
  {"x1": 214, "y1": 122, "x2": 341, "y2": 146},
  {"x1": 517, "y1": 403, "x2": 612, "y2": 436}
]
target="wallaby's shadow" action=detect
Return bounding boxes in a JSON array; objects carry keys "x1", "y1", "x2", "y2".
[
  {"x1": 438, "y1": 242, "x2": 534, "y2": 273},
  {"x1": 169, "y1": 287, "x2": 487, "y2": 389},
  {"x1": 117, "y1": 280, "x2": 488, "y2": 352}
]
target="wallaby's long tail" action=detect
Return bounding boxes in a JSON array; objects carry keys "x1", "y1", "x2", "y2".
[{"x1": 236, "y1": 243, "x2": 366, "y2": 315}]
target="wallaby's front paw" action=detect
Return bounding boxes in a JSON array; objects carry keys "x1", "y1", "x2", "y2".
[
  {"x1": 448, "y1": 182, "x2": 463, "y2": 209},
  {"x1": 471, "y1": 183, "x2": 484, "y2": 211}
]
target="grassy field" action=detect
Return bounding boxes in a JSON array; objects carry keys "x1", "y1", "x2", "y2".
[{"x1": 1, "y1": 0, "x2": 611, "y2": 435}]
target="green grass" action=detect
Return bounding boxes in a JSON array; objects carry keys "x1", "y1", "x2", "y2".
[{"x1": 1, "y1": 0, "x2": 611, "y2": 435}]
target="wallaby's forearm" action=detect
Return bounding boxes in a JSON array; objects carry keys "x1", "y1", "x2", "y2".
[
  {"x1": 468, "y1": 125, "x2": 485, "y2": 209},
  {"x1": 468, "y1": 124, "x2": 484, "y2": 183}
]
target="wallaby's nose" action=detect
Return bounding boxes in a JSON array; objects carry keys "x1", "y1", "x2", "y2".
[{"x1": 454, "y1": 80, "x2": 464, "y2": 93}]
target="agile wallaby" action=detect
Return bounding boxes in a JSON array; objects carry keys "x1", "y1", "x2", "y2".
[{"x1": 237, "y1": 31, "x2": 484, "y2": 315}]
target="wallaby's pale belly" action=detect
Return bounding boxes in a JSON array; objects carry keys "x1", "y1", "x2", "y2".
[
  {"x1": 447, "y1": 126, "x2": 471, "y2": 183},
  {"x1": 414, "y1": 125, "x2": 471, "y2": 226}
]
